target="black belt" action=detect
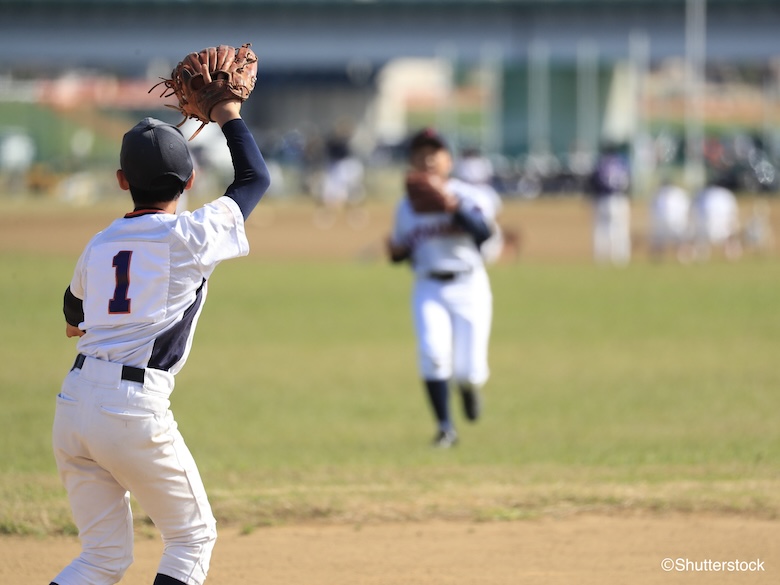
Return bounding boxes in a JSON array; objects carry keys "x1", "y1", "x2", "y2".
[
  {"x1": 72, "y1": 354, "x2": 145, "y2": 384},
  {"x1": 426, "y1": 271, "x2": 469, "y2": 282}
]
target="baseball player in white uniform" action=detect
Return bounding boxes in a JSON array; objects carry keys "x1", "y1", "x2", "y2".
[
  {"x1": 587, "y1": 146, "x2": 632, "y2": 266},
  {"x1": 691, "y1": 181, "x2": 742, "y2": 261},
  {"x1": 52, "y1": 95, "x2": 270, "y2": 585},
  {"x1": 648, "y1": 179, "x2": 691, "y2": 262},
  {"x1": 387, "y1": 129, "x2": 498, "y2": 448}
]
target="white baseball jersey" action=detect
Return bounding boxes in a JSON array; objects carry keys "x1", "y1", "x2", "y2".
[
  {"x1": 70, "y1": 196, "x2": 248, "y2": 375},
  {"x1": 390, "y1": 177, "x2": 498, "y2": 278},
  {"x1": 651, "y1": 185, "x2": 690, "y2": 234},
  {"x1": 693, "y1": 185, "x2": 740, "y2": 244}
]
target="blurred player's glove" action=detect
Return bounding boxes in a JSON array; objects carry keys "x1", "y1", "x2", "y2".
[
  {"x1": 152, "y1": 43, "x2": 258, "y2": 140},
  {"x1": 405, "y1": 171, "x2": 457, "y2": 213}
]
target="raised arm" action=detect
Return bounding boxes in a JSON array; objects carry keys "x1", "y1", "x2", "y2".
[{"x1": 211, "y1": 100, "x2": 271, "y2": 220}]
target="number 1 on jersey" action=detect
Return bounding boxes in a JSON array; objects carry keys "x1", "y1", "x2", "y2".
[{"x1": 109, "y1": 250, "x2": 132, "y2": 314}]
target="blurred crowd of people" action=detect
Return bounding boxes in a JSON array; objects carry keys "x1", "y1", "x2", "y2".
[
  {"x1": 647, "y1": 178, "x2": 774, "y2": 264},
  {"x1": 582, "y1": 141, "x2": 774, "y2": 266},
  {"x1": 7, "y1": 117, "x2": 775, "y2": 266},
  {"x1": 252, "y1": 123, "x2": 774, "y2": 266}
]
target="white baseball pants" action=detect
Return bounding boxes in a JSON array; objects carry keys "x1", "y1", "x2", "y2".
[
  {"x1": 52, "y1": 356, "x2": 216, "y2": 585},
  {"x1": 412, "y1": 269, "x2": 492, "y2": 386},
  {"x1": 593, "y1": 194, "x2": 631, "y2": 265}
]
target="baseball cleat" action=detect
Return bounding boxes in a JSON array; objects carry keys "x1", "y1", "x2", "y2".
[
  {"x1": 431, "y1": 428, "x2": 458, "y2": 448},
  {"x1": 460, "y1": 386, "x2": 481, "y2": 422}
]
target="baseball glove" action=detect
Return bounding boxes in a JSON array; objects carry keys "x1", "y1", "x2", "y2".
[
  {"x1": 405, "y1": 171, "x2": 455, "y2": 213},
  {"x1": 151, "y1": 43, "x2": 258, "y2": 140}
]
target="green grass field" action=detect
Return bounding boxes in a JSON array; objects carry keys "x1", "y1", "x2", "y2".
[{"x1": 1, "y1": 206, "x2": 779, "y2": 535}]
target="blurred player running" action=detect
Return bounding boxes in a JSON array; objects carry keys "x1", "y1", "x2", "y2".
[{"x1": 387, "y1": 128, "x2": 499, "y2": 448}]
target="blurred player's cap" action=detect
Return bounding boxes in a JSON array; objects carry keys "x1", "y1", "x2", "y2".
[
  {"x1": 408, "y1": 127, "x2": 448, "y2": 153},
  {"x1": 121, "y1": 118, "x2": 193, "y2": 191}
]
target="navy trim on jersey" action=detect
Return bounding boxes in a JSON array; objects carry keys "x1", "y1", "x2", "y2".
[
  {"x1": 147, "y1": 278, "x2": 205, "y2": 371},
  {"x1": 125, "y1": 209, "x2": 167, "y2": 218},
  {"x1": 222, "y1": 119, "x2": 271, "y2": 220},
  {"x1": 453, "y1": 206, "x2": 493, "y2": 247},
  {"x1": 63, "y1": 286, "x2": 84, "y2": 326}
]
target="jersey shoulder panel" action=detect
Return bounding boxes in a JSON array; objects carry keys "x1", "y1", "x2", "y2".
[{"x1": 172, "y1": 196, "x2": 249, "y2": 269}]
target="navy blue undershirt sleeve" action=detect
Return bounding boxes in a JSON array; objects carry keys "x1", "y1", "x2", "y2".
[
  {"x1": 63, "y1": 286, "x2": 84, "y2": 327},
  {"x1": 453, "y1": 206, "x2": 493, "y2": 247},
  {"x1": 221, "y1": 118, "x2": 271, "y2": 220}
]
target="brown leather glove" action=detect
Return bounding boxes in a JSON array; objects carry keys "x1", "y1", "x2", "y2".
[
  {"x1": 405, "y1": 171, "x2": 457, "y2": 213},
  {"x1": 152, "y1": 43, "x2": 258, "y2": 140}
]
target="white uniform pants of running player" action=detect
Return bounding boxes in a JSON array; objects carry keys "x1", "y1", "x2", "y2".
[
  {"x1": 52, "y1": 356, "x2": 216, "y2": 585},
  {"x1": 593, "y1": 194, "x2": 631, "y2": 266},
  {"x1": 412, "y1": 269, "x2": 492, "y2": 386}
]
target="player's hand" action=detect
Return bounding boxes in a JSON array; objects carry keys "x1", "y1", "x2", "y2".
[
  {"x1": 66, "y1": 323, "x2": 85, "y2": 338},
  {"x1": 427, "y1": 174, "x2": 459, "y2": 212},
  {"x1": 386, "y1": 236, "x2": 410, "y2": 262},
  {"x1": 405, "y1": 171, "x2": 459, "y2": 214},
  {"x1": 210, "y1": 99, "x2": 242, "y2": 127}
]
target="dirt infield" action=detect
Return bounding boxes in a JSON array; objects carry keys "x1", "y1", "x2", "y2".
[
  {"x1": 4, "y1": 514, "x2": 777, "y2": 584},
  {"x1": 0, "y1": 196, "x2": 599, "y2": 263}
]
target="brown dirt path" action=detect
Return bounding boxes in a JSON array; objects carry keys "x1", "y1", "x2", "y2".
[
  {"x1": 2, "y1": 196, "x2": 779, "y2": 265},
  {"x1": 4, "y1": 515, "x2": 777, "y2": 584},
  {"x1": 0, "y1": 197, "x2": 604, "y2": 263}
]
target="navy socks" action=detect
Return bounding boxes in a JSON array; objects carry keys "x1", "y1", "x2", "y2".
[{"x1": 424, "y1": 379, "x2": 452, "y2": 431}]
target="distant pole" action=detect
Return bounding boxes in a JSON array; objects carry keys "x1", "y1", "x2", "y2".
[
  {"x1": 480, "y1": 42, "x2": 503, "y2": 156},
  {"x1": 576, "y1": 39, "x2": 599, "y2": 163},
  {"x1": 685, "y1": 0, "x2": 706, "y2": 191},
  {"x1": 529, "y1": 39, "x2": 550, "y2": 156},
  {"x1": 435, "y1": 42, "x2": 458, "y2": 148},
  {"x1": 629, "y1": 29, "x2": 651, "y2": 197},
  {"x1": 763, "y1": 68, "x2": 779, "y2": 163}
]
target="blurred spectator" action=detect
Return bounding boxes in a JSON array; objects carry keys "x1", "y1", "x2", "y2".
[
  {"x1": 453, "y1": 146, "x2": 495, "y2": 187},
  {"x1": 648, "y1": 178, "x2": 691, "y2": 263},
  {"x1": 586, "y1": 144, "x2": 632, "y2": 266},
  {"x1": 313, "y1": 121, "x2": 367, "y2": 229},
  {"x1": 301, "y1": 131, "x2": 327, "y2": 198},
  {"x1": 0, "y1": 128, "x2": 35, "y2": 194},
  {"x1": 690, "y1": 181, "x2": 742, "y2": 261}
]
